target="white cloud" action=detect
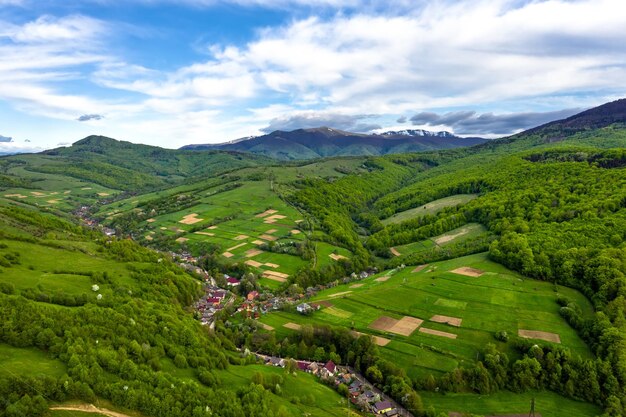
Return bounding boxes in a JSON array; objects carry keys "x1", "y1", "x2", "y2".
[{"x1": 1, "y1": 0, "x2": 626, "y2": 149}]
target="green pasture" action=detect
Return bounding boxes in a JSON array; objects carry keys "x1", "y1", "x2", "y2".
[
  {"x1": 215, "y1": 364, "x2": 360, "y2": 417},
  {"x1": 420, "y1": 390, "x2": 601, "y2": 417},
  {"x1": 259, "y1": 253, "x2": 593, "y2": 378},
  {"x1": 394, "y1": 222, "x2": 488, "y2": 256},
  {"x1": 0, "y1": 343, "x2": 66, "y2": 378},
  {"x1": 382, "y1": 194, "x2": 479, "y2": 225}
]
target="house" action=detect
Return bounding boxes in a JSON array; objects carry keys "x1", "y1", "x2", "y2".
[
  {"x1": 214, "y1": 290, "x2": 227, "y2": 299},
  {"x1": 361, "y1": 390, "x2": 379, "y2": 403},
  {"x1": 307, "y1": 362, "x2": 319, "y2": 374},
  {"x1": 374, "y1": 401, "x2": 393, "y2": 414},
  {"x1": 206, "y1": 297, "x2": 221, "y2": 306},
  {"x1": 349, "y1": 380, "x2": 362, "y2": 392},
  {"x1": 309, "y1": 303, "x2": 321, "y2": 311},
  {"x1": 268, "y1": 357, "x2": 284, "y2": 367},
  {"x1": 385, "y1": 409, "x2": 399, "y2": 417},
  {"x1": 322, "y1": 360, "x2": 336, "y2": 377},
  {"x1": 226, "y1": 277, "x2": 240, "y2": 286},
  {"x1": 247, "y1": 291, "x2": 259, "y2": 301},
  {"x1": 297, "y1": 361, "x2": 309, "y2": 371},
  {"x1": 296, "y1": 303, "x2": 312, "y2": 314}
]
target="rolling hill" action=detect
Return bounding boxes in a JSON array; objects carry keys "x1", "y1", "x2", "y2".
[{"x1": 181, "y1": 127, "x2": 488, "y2": 160}]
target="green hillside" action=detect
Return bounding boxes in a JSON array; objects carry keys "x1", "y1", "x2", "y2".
[{"x1": 2, "y1": 101, "x2": 626, "y2": 417}]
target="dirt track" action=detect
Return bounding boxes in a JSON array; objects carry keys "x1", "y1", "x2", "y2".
[{"x1": 50, "y1": 404, "x2": 133, "y2": 417}]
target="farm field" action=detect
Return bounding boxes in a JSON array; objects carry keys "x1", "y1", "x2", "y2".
[
  {"x1": 420, "y1": 390, "x2": 601, "y2": 417},
  {"x1": 101, "y1": 173, "x2": 351, "y2": 288},
  {"x1": 394, "y1": 222, "x2": 488, "y2": 256},
  {"x1": 258, "y1": 253, "x2": 593, "y2": 379},
  {"x1": 382, "y1": 193, "x2": 479, "y2": 225}
]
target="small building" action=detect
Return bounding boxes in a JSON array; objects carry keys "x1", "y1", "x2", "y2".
[
  {"x1": 307, "y1": 362, "x2": 319, "y2": 374},
  {"x1": 297, "y1": 361, "x2": 309, "y2": 371},
  {"x1": 247, "y1": 291, "x2": 259, "y2": 301},
  {"x1": 322, "y1": 360, "x2": 336, "y2": 377},
  {"x1": 206, "y1": 297, "x2": 221, "y2": 306},
  {"x1": 296, "y1": 303, "x2": 312, "y2": 314},
  {"x1": 385, "y1": 409, "x2": 399, "y2": 417},
  {"x1": 226, "y1": 277, "x2": 240, "y2": 287},
  {"x1": 374, "y1": 401, "x2": 393, "y2": 414}
]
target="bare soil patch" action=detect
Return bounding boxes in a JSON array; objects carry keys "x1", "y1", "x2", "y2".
[
  {"x1": 146, "y1": 218, "x2": 156, "y2": 223},
  {"x1": 97, "y1": 192, "x2": 110, "y2": 197},
  {"x1": 222, "y1": 251, "x2": 234, "y2": 258},
  {"x1": 179, "y1": 213, "x2": 203, "y2": 225},
  {"x1": 227, "y1": 242, "x2": 247, "y2": 252},
  {"x1": 329, "y1": 253, "x2": 347, "y2": 261},
  {"x1": 318, "y1": 300, "x2": 333, "y2": 308},
  {"x1": 262, "y1": 271, "x2": 289, "y2": 280},
  {"x1": 264, "y1": 262, "x2": 279, "y2": 268},
  {"x1": 518, "y1": 329, "x2": 561, "y2": 343},
  {"x1": 412, "y1": 264, "x2": 428, "y2": 273},
  {"x1": 450, "y1": 266, "x2": 484, "y2": 277},
  {"x1": 389, "y1": 316, "x2": 424, "y2": 336},
  {"x1": 245, "y1": 260, "x2": 263, "y2": 268},
  {"x1": 234, "y1": 234, "x2": 249, "y2": 240},
  {"x1": 261, "y1": 271, "x2": 287, "y2": 282},
  {"x1": 350, "y1": 283, "x2": 364, "y2": 288},
  {"x1": 253, "y1": 239, "x2": 265, "y2": 245},
  {"x1": 259, "y1": 234, "x2": 277, "y2": 241},
  {"x1": 30, "y1": 191, "x2": 46, "y2": 196},
  {"x1": 145, "y1": 235, "x2": 153, "y2": 241},
  {"x1": 175, "y1": 237, "x2": 188, "y2": 243},
  {"x1": 390, "y1": 247, "x2": 401, "y2": 256},
  {"x1": 372, "y1": 336, "x2": 391, "y2": 346},
  {"x1": 290, "y1": 229, "x2": 301, "y2": 234},
  {"x1": 194, "y1": 231, "x2": 214, "y2": 236},
  {"x1": 265, "y1": 229, "x2": 278, "y2": 234},
  {"x1": 369, "y1": 316, "x2": 398, "y2": 332},
  {"x1": 259, "y1": 323, "x2": 274, "y2": 331},
  {"x1": 46, "y1": 199, "x2": 60, "y2": 204},
  {"x1": 255, "y1": 209, "x2": 278, "y2": 218},
  {"x1": 264, "y1": 214, "x2": 287, "y2": 224},
  {"x1": 431, "y1": 315, "x2": 463, "y2": 327},
  {"x1": 328, "y1": 291, "x2": 352, "y2": 298},
  {"x1": 283, "y1": 322, "x2": 301, "y2": 330},
  {"x1": 207, "y1": 225, "x2": 218, "y2": 230},
  {"x1": 4, "y1": 194, "x2": 27, "y2": 198},
  {"x1": 375, "y1": 276, "x2": 390, "y2": 282},
  {"x1": 80, "y1": 187, "x2": 92, "y2": 190},
  {"x1": 245, "y1": 249, "x2": 263, "y2": 258},
  {"x1": 160, "y1": 227, "x2": 167, "y2": 230},
  {"x1": 419, "y1": 327, "x2": 457, "y2": 339}
]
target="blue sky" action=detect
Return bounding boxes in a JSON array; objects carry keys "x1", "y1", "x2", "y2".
[{"x1": 0, "y1": 0, "x2": 625, "y2": 152}]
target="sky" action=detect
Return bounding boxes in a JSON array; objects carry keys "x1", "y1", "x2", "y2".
[{"x1": 1, "y1": 0, "x2": 625, "y2": 153}]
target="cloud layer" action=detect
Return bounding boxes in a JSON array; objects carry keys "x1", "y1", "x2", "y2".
[
  {"x1": 0, "y1": 0, "x2": 625, "y2": 148},
  {"x1": 409, "y1": 108, "x2": 583, "y2": 135}
]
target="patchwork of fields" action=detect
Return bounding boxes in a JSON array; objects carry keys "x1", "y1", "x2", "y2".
[{"x1": 259, "y1": 253, "x2": 593, "y2": 379}]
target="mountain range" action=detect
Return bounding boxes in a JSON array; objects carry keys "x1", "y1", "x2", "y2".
[{"x1": 180, "y1": 127, "x2": 488, "y2": 160}]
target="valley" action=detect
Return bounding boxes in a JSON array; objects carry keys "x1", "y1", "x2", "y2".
[{"x1": 2, "y1": 100, "x2": 626, "y2": 417}]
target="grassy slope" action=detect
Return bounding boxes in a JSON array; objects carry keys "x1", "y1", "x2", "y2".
[
  {"x1": 420, "y1": 390, "x2": 601, "y2": 417},
  {"x1": 259, "y1": 253, "x2": 593, "y2": 379},
  {"x1": 382, "y1": 194, "x2": 479, "y2": 225}
]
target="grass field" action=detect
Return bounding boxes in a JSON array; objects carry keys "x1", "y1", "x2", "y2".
[
  {"x1": 215, "y1": 364, "x2": 360, "y2": 417},
  {"x1": 420, "y1": 390, "x2": 601, "y2": 417},
  {"x1": 259, "y1": 253, "x2": 593, "y2": 379},
  {"x1": 382, "y1": 194, "x2": 479, "y2": 225},
  {"x1": 394, "y1": 223, "x2": 488, "y2": 256},
  {"x1": 0, "y1": 239, "x2": 144, "y2": 296},
  {"x1": 0, "y1": 343, "x2": 66, "y2": 378}
]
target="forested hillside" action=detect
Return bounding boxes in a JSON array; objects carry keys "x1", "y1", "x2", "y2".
[{"x1": 2, "y1": 100, "x2": 626, "y2": 417}]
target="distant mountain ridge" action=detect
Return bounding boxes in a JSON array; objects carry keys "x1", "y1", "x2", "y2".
[{"x1": 181, "y1": 127, "x2": 487, "y2": 160}]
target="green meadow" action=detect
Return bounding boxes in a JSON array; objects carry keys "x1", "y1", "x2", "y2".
[
  {"x1": 382, "y1": 193, "x2": 479, "y2": 225},
  {"x1": 420, "y1": 390, "x2": 601, "y2": 417},
  {"x1": 259, "y1": 253, "x2": 593, "y2": 378},
  {"x1": 0, "y1": 344, "x2": 66, "y2": 379}
]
